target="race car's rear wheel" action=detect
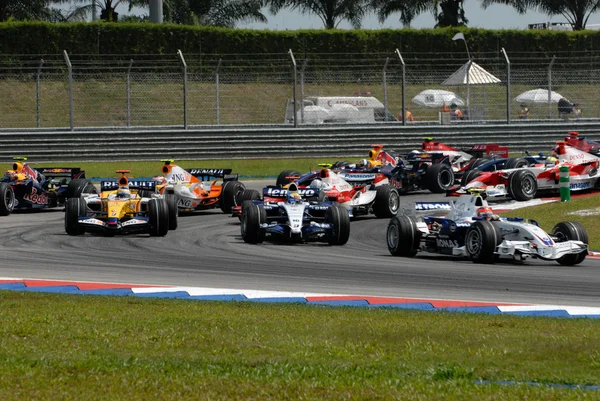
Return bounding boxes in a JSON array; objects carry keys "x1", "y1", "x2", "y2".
[
  {"x1": 461, "y1": 169, "x2": 483, "y2": 187},
  {"x1": 465, "y1": 221, "x2": 501, "y2": 263},
  {"x1": 220, "y1": 181, "x2": 245, "y2": 214},
  {"x1": 65, "y1": 197, "x2": 87, "y2": 236},
  {"x1": 505, "y1": 157, "x2": 530, "y2": 169},
  {"x1": 464, "y1": 158, "x2": 489, "y2": 172},
  {"x1": 552, "y1": 222, "x2": 588, "y2": 266},
  {"x1": 276, "y1": 170, "x2": 301, "y2": 187},
  {"x1": 65, "y1": 179, "x2": 97, "y2": 199},
  {"x1": 165, "y1": 194, "x2": 178, "y2": 230},
  {"x1": 425, "y1": 163, "x2": 455, "y2": 193},
  {"x1": 326, "y1": 204, "x2": 350, "y2": 245},
  {"x1": 241, "y1": 202, "x2": 266, "y2": 244},
  {"x1": 372, "y1": 184, "x2": 400, "y2": 218},
  {"x1": 148, "y1": 198, "x2": 169, "y2": 237},
  {"x1": 0, "y1": 182, "x2": 15, "y2": 216},
  {"x1": 308, "y1": 189, "x2": 329, "y2": 203},
  {"x1": 387, "y1": 215, "x2": 420, "y2": 257},
  {"x1": 238, "y1": 189, "x2": 261, "y2": 203},
  {"x1": 507, "y1": 169, "x2": 537, "y2": 201}
]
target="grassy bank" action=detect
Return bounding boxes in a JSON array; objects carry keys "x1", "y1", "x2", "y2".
[{"x1": 0, "y1": 291, "x2": 598, "y2": 400}]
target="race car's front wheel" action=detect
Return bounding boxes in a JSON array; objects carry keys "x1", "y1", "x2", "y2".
[
  {"x1": 0, "y1": 182, "x2": 15, "y2": 216},
  {"x1": 148, "y1": 198, "x2": 169, "y2": 237},
  {"x1": 425, "y1": 163, "x2": 455, "y2": 193},
  {"x1": 326, "y1": 204, "x2": 350, "y2": 245},
  {"x1": 387, "y1": 215, "x2": 420, "y2": 257},
  {"x1": 241, "y1": 202, "x2": 266, "y2": 244},
  {"x1": 165, "y1": 194, "x2": 178, "y2": 230},
  {"x1": 505, "y1": 157, "x2": 530, "y2": 169},
  {"x1": 373, "y1": 184, "x2": 400, "y2": 218},
  {"x1": 507, "y1": 170, "x2": 537, "y2": 201},
  {"x1": 552, "y1": 222, "x2": 588, "y2": 266},
  {"x1": 65, "y1": 197, "x2": 87, "y2": 236},
  {"x1": 220, "y1": 181, "x2": 245, "y2": 214},
  {"x1": 65, "y1": 179, "x2": 97, "y2": 199},
  {"x1": 465, "y1": 221, "x2": 502, "y2": 263}
]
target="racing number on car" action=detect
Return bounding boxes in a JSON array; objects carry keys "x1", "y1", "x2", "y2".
[{"x1": 112, "y1": 210, "x2": 117, "y2": 216}]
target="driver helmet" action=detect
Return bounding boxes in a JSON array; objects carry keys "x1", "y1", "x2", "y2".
[
  {"x1": 116, "y1": 187, "x2": 131, "y2": 199},
  {"x1": 357, "y1": 159, "x2": 369, "y2": 168},
  {"x1": 153, "y1": 175, "x2": 167, "y2": 185},
  {"x1": 287, "y1": 190, "x2": 302, "y2": 204},
  {"x1": 545, "y1": 156, "x2": 558, "y2": 166},
  {"x1": 476, "y1": 206, "x2": 494, "y2": 219},
  {"x1": 309, "y1": 179, "x2": 326, "y2": 190},
  {"x1": 408, "y1": 150, "x2": 421, "y2": 159}
]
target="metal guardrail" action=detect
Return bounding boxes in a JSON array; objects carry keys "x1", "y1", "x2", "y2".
[{"x1": 0, "y1": 122, "x2": 599, "y2": 162}]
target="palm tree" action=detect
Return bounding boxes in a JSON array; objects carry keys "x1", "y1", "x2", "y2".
[
  {"x1": 267, "y1": 0, "x2": 369, "y2": 29},
  {"x1": 187, "y1": 0, "x2": 267, "y2": 27},
  {"x1": 50, "y1": 0, "x2": 147, "y2": 22},
  {"x1": 369, "y1": 0, "x2": 467, "y2": 28},
  {"x1": 434, "y1": 0, "x2": 468, "y2": 27},
  {"x1": 480, "y1": 0, "x2": 600, "y2": 30},
  {"x1": 0, "y1": 0, "x2": 53, "y2": 21}
]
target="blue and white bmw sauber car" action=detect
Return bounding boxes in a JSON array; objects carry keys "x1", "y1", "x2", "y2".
[
  {"x1": 387, "y1": 192, "x2": 588, "y2": 265},
  {"x1": 241, "y1": 183, "x2": 350, "y2": 245}
]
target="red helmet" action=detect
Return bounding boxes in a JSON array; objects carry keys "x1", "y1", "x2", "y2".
[{"x1": 476, "y1": 206, "x2": 494, "y2": 219}]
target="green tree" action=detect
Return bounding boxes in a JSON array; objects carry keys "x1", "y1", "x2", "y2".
[
  {"x1": 0, "y1": 0, "x2": 53, "y2": 21},
  {"x1": 369, "y1": 0, "x2": 467, "y2": 28},
  {"x1": 434, "y1": 0, "x2": 468, "y2": 27},
  {"x1": 480, "y1": 0, "x2": 600, "y2": 30},
  {"x1": 155, "y1": 0, "x2": 266, "y2": 27},
  {"x1": 51, "y1": 0, "x2": 148, "y2": 22},
  {"x1": 267, "y1": 0, "x2": 368, "y2": 29}
]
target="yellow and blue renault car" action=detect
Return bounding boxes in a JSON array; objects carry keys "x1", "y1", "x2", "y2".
[{"x1": 65, "y1": 170, "x2": 177, "y2": 237}]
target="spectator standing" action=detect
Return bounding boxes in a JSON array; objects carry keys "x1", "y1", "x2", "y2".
[
  {"x1": 557, "y1": 98, "x2": 573, "y2": 120},
  {"x1": 573, "y1": 103, "x2": 582, "y2": 119},
  {"x1": 450, "y1": 103, "x2": 463, "y2": 120},
  {"x1": 518, "y1": 104, "x2": 529, "y2": 119},
  {"x1": 398, "y1": 107, "x2": 414, "y2": 122}
]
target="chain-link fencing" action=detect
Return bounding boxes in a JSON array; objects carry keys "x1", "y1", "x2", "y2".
[{"x1": 0, "y1": 50, "x2": 598, "y2": 129}]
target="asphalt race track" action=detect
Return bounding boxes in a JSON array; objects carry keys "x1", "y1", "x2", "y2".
[{"x1": 1, "y1": 180, "x2": 599, "y2": 308}]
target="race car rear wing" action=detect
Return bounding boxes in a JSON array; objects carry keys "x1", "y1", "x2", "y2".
[
  {"x1": 36, "y1": 167, "x2": 86, "y2": 179},
  {"x1": 263, "y1": 186, "x2": 320, "y2": 199},
  {"x1": 186, "y1": 168, "x2": 238, "y2": 181},
  {"x1": 100, "y1": 180, "x2": 156, "y2": 192}
]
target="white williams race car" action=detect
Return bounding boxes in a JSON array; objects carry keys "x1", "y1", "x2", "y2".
[{"x1": 387, "y1": 193, "x2": 588, "y2": 265}]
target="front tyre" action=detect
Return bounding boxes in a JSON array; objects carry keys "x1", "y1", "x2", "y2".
[
  {"x1": 220, "y1": 181, "x2": 245, "y2": 213},
  {"x1": 148, "y1": 198, "x2": 169, "y2": 237},
  {"x1": 0, "y1": 182, "x2": 15, "y2": 216},
  {"x1": 465, "y1": 221, "x2": 501, "y2": 263},
  {"x1": 65, "y1": 197, "x2": 87, "y2": 236},
  {"x1": 425, "y1": 163, "x2": 455, "y2": 193},
  {"x1": 387, "y1": 215, "x2": 420, "y2": 257},
  {"x1": 241, "y1": 202, "x2": 266, "y2": 244},
  {"x1": 372, "y1": 184, "x2": 400, "y2": 218},
  {"x1": 326, "y1": 204, "x2": 350, "y2": 245},
  {"x1": 507, "y1": 169, "x2": 537, "y2": 201},
  {"x1": 165, "y1": 194, "x2": 178, "y2": 230},
  {"x1": 552, "y1": 221, "x2": 588, "y2": 266}
]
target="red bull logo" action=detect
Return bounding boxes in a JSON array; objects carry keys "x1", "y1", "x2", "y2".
[{"x1": 23, "y1": 188, "x2": 47, "y2": 205}]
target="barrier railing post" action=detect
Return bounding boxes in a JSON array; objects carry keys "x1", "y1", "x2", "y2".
[
  {"x1": 215, "y1": 58, "x2": 222, "y2": 125},
  {"x1": 126, "y1": 59, "x2": 133, "y2": 128},
  {"x1": 382, "y1": 57, "x2": 390, "y2": 122},
  {"x1": 300, "y1": 58, "x2": 308, "y2": 124},
  {"x1": 177, "y1": 49, "x2": 188, "y2": 129},
  {"x1": 395, "y1": 49, "x2": 405, "y2": 126},
  {"x1": 63, "y1": 50, "x2": 74, "y2": 130},
  {"x1": 559, "y1": 165, "x2": 570, "y2": 201},
  {"x1": 501, "y1": 48, "x2": 510, "y2": 124},
  {"x1": 548, "y1": 55, "x2": 556, "y2": 119},
  {"x1": 289, "y1": 49, "x2": 297, "y2": 128},
  {"x1": 36, "y1": 59, "x2": 44, "y2": 128}
]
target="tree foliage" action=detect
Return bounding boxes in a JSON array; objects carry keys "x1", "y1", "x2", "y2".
[
  {"x1": 434, "y1": 0, "x2": 468, "y2": 27},
  {"x1": 268, "y1": 0, "x2": 369, "y2": 29},
  {"x1": 0, "y1": 0, "x2": 53, "y2": 22},
  {"x1": 50, "y1": 0, "x2": 148, "y2": 22},
  {"x1": 480, "y1": 0, "x2": 600, "y2": 30},
  {"x1": 369, "y1": 0, "x2": 467, "y2": 28}
]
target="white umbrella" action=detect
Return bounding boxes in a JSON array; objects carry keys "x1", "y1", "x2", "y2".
[
  {"x1": 412, "y1": 89, "x2": 464, "y2": 108},
  {"x1": 514, "y1": 89, "x2": 563, "y2": 104}
]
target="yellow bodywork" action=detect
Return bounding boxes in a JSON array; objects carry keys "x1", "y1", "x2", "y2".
[{"x1": 101, "y1": 191, "x2": 141, "y2": 219}]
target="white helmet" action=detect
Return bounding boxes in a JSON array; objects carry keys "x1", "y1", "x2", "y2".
[{"x1": 116, "y1": 187, "x2": 131, "y2": 199}]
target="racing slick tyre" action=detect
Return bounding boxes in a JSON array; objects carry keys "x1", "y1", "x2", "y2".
[
  {"x1": 425, "y1": 163, "x2": 455, "y2": 193},
  {"x1": 307, "y1": 189, "x2": 328, "y2": 203},
  {"x1": 241, "y1": 202, "x2": 266, "y2": 244},
  {"x1": 460, "y1": 169, "x2": 483, "y2": 187},
  {"x1": 464, "y1": 158, "x2": 489, "y2": 172},
  {"x1": 65, "y1": 197, "x2": 87, "y2": 236},
  {"x1": 237, "y1": 189, "x2": 261, "y2": 204},
  {"x1": 65, "y1": 179, "x2": 97, "y2": 199},
  {"x1": 139, "y1": 190, "x2": 154, "y2": 198},
  {"x1": 372, "y1": 184, "x2": 400, "y2": 218},
  {"x1": 148, "y1": 198, "x2": 169, "y2": 237},
  {"x1": 325, "y1": 204, "x2": 350, "y2": 245},
  {"x1": 276, "y1": 170, "x2": 301, "y2": 187},
  {"x1": 507, "y1": 169, "x2": 537, "y2": 201},
  {"x1": 505, "y1": 157, "x2": 530, "y2": 169},
  {"x1": 465, "y1": 221, "x2": 502, "y2": 264},
  {"x1": 220, "y1": 181, "x2": 245, "y2": 214},
  {"x1": 0, "y1": 182, "x2": 15, "y2": 216},
  {"x1": 165, "y1": 194, "x2": 178, "y2": 231},
  {"x1": 387, "y1": 215, "x2": 420, "y2": 257},
  {"x1": 552, "y1": 222, "x2": 588, "y2": 266}
]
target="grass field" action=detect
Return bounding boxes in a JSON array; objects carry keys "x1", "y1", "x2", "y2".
[{"x1": 0, "y1": 291, "x2": 598, "y2": 400}]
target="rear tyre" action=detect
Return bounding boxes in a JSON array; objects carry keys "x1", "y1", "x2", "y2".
[
  {"x1": 276, "y1": 170, "x2": 301, "y2": 187},
  {"x1": 65, "y1": 179, "x2": 97, "y2": 199},
  {"x1": 241, "y1": 203, "x2": 266, "y2": 244},
  {"x1": 461, "y1": 169, "x2": 483, "y2": 187},
  {"x1": 0, "y1": 182, "x2": 15, "y2": 216},
  {"x1": 372, "y1": 184, "x2": 400, "y2": 218},
  {"x1": 465, "y1": 220, "x2": 501, "y2": 263},
  {"x1": 505, "y1": 157, "x2": 530, "y2": 169},
  {"x1": 307, "y1": 189, "x2": 328, "y2": 202},
  {"x1": 220, "y1": 181, "x2": 245, "y2": 213},
  {"x1": 465, "y1": 158, "x2": 489, "y2": 172},
  {"x1": 165, "y1": 194, "x2": 178, "y2": 230},
  {"x1": 326, "y1": 204, "x2": 350, "y2": 245},
  {"x1": 65, "y1": 197, "x2": 87, "y2": 236},
  {"x1": 507, "y1": 169, "x2": 537, "y2": 201},
  {"x1": 148, "y1": 198, "x2": 169, "y2": 237},
  {"x1": 425, "y1": 163, "x2": 455, "y2": 193},
  {"x1": 552, "y1": 222, "x2": 588, "y2": 266},
  {"x1": 238, "y1": 189, "x2": 261, "y2": 203},
  {"x1": 387, "y1": 215, "x2": 420, "y2": 257},
  {"x1": 139, "y1": 189, "x2": 154, "y2": 198}
]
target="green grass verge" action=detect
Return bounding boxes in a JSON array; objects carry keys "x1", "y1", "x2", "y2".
[
  {"x1": 501, "y1": 193, "x2": 600, "y2": 250},
  {"x1": 0, "y1": 291, "x2": 598, "y2": 400}
]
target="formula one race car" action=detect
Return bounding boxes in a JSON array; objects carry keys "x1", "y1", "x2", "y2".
[
  {"x1": 387, "y1": 192, "x2": 588, "y2": 265},
  {"x1": 564, "y1": 131, "x2": 600, "y2": 155},
  {"x1": 241, "y1": 183, "x2": 350, "y2": 245},
  {"x1": 153, "y1": 160, "x2": 245, "y2": 214},
  {"x1": 65, "y1": 170, "x2": 177, "y2": 236},
  {"x1": 453, "y1": 143, "x2": 600, "y2": 201},
  {"x1": 0, "y1": 157, "x2": 96, "y2": 216}
]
